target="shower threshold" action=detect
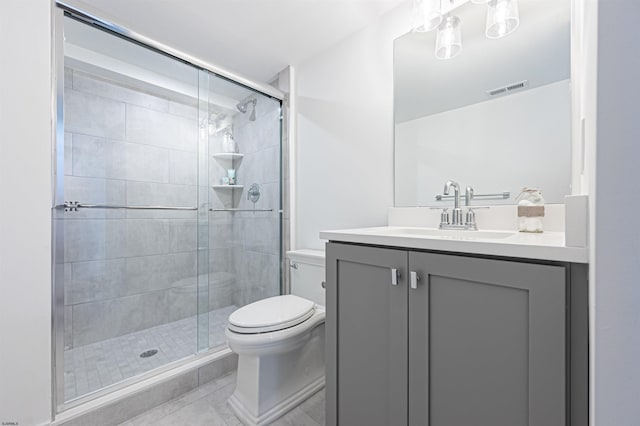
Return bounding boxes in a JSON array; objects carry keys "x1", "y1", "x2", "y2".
[{"x1": 63, "y1": 305, "x2": 237, "y2": 402}]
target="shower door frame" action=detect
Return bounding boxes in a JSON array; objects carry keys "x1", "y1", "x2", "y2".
[{"x1": 51, "y1": 1, "x2": 285, "y2": 415}]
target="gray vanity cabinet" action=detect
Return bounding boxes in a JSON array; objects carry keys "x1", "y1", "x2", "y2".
[
  {"x1": 325, "y1": 243, "x2": 408, "y2": 426},
  {"x1": 326, "y1": 242, "x2": 578, "y2": 426}
]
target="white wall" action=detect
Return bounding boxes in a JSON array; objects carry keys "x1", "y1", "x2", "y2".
[
  {"x1": 395, "y1": 80, "x2": 572, "y2": 206},
  {"x1": 294, "y1": 4, "x2": 411, "y2": 250},
  {"x1": 0, "y1": 1, "x2": 53, "y2": 425},
  {"x1": 589, "y1": 0, "x2": 640, "y2": 425}
]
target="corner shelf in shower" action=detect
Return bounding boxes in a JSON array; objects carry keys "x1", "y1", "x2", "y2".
[
  {"x1": 212, "y1": 153, "x2": 244, "y2": 161},
  {"x1": 212, "y1": 185, "x2": 244, "y2": 189}
]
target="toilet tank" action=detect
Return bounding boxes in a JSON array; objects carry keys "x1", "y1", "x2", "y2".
[{"x1": 287, "y1": 249, "x2": 325, "y2": 307}]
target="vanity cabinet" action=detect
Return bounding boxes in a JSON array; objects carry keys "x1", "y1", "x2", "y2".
[{"x1": 326, "y1": 242, "x2": 588, "y2": 426}]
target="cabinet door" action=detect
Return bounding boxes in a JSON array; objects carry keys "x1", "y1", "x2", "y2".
[
  {"x1": 408, "y1": 252, "x2": 566, "y2": 426},
  {"x1": 326, "y1": 243, "x2": 408, "y2": 426}
]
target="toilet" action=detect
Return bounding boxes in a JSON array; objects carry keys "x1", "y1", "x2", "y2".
[{"x1": 226, "y1": 249, "x2": 325, "y2": 425}]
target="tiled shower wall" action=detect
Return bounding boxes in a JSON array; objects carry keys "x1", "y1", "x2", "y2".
[
  {"x1": 62, "y1": 66, "x2": 285, "y2": 350},
  {"x1": 208, "y1": 95, "x2": 282, "y2": 308},
  {"x1": 62, "y1": 67, "x2": 201, "y2": 349}
]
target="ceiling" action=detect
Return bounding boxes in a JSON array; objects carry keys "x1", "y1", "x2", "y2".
[{"x1": 61, "y1": 0, "x2": 407, "y2": 83}]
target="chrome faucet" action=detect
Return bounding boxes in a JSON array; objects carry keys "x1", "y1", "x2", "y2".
[
  {"x1": 442, "y1": 180, "x2": 463, "y2": 227},
  {"x1": 439, "y1": 181, "x2": 479, "y2": 230}
]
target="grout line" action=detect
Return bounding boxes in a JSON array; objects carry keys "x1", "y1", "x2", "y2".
[
  {"x1": 67, "y1": 74, "x2": 197, "y2": 121},
  {"x1": 67, "y1": 128, "x2": 197, "y2": 155}
]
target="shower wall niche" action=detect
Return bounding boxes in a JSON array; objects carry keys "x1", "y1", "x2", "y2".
[{"x1": 55, "y1": 14, "x2": 282, "y2": 409}]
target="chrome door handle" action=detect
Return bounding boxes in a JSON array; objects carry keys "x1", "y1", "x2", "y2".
[
  {"x1": 410, "y1": 271, "x2": 420, "y2": 289},
  {"x1": 391, "y1": 268, "x2": 400, "y2": 286}
]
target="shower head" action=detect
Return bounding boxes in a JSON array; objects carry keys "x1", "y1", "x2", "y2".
[
  {"x1": 236, "y1": 98, "x2": 257, "y2": 120},
  {"x1": 236, "y1": 102, "x2": 248, "y2": 113}
]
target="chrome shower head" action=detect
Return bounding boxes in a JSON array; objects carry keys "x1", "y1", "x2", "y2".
[
  {"x1": 236, "y1": 102, "x2": 248, "y2": 113},
  {"x1": 236, "y1": 98, "x2": 257, "y2": 119}
]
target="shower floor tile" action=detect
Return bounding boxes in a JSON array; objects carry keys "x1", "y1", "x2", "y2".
[{"x1": 64, "y1": 305, "x2": 237, "y2": 402}]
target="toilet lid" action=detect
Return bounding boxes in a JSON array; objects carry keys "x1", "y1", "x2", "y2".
[{"x1": 228, "y1": 295, "x2": 315, "y2": 334}]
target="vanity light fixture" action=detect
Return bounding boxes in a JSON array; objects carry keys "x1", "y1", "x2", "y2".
[
  {"x1": 486, "y1": 0, "x2": 520, "y2": 39},
  {"x1": 435, "y1": 16, "x2": 463, "y2": 60},
  {"x1": 412, "y1": 0, "x2": 521, "y2": 60},
  {"x1": 412, "y1": 0, "x2": 443, "y2": 32}
]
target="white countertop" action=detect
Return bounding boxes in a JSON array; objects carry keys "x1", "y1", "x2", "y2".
[{"x1": 320, "y1": 226, "x2": 588, "y2": 263}]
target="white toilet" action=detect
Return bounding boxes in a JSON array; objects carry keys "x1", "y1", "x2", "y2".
[{"x1": 226, "y1": 249, "x2": 325, "y2": 425}]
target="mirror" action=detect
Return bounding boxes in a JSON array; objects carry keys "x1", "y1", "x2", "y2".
[{"x1": 394, "y1": 0, "x2": 571, "y2": 206}]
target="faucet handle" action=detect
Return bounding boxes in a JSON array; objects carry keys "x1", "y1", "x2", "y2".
[
  {"x1": 465, "y1": 208, "x2": 478, "y2": 231},
  {"x1": 464, "y1": 206, "x2": 490, "y2": 230},
  {"x1": 465, "y1": 186, "x2": 474, "y2": 206},
  {"x1": 465, "y1": 208, "x2": 476, "y2": 226},
  {"x1": 440, "y1": 208, "x2": 450, "y2": 227}
]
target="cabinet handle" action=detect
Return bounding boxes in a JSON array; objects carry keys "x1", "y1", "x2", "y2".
[
  {"x1": 410, "y1": 271, "x2": 420, "y2": 289},
  {"x1": 391, "y1": 268, "x2": 400, "y2": 286}
]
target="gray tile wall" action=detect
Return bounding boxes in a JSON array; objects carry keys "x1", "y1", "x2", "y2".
[
  {"x1": 62, "y1": 66, "x2": 286, "y2": 370},
  {"x1": 63, "y1": 68, "x2": 201, "y2": 348},
  {"x1": 209, "y1": 94, "x2": 282, "y2": 308}
]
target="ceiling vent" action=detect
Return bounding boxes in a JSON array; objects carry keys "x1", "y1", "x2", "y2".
[{"x1": 487, "y1": 80, "x2": 529, "y2": 97}]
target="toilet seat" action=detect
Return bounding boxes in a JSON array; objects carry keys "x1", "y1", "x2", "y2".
[{"x1": 228, "y1": 295, "x2": 315, "y2": 334}]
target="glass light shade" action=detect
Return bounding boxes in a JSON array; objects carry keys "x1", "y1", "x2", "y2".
[
  {"x1": 435, "y1": 16, "x2": 462, "y2": 60},
  {"x1": 412, "y1": 0, "x2": 443, "y2": 32},
  {"x1": 486, "y1": 0, "x2": 520, "y2": 39}
]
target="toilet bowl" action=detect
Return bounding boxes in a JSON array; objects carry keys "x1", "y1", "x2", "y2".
[{"x1": 226, "y1": 250, "x2": 326, "y2": 426}]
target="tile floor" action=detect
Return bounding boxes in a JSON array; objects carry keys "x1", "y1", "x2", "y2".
[
  {"x1": 64, "y1": 306, "x2": 237, "y2": 401},
  {"x1": 118, "y1": 371, "x2": 326, "y2": 426}
]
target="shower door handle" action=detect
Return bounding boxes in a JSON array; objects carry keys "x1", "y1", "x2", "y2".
[{"x1": 59, "y1": 202, "x2": 197, "y2": 211}]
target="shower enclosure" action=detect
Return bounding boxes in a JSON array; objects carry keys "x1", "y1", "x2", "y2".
[{"x1": 53, "y1": 8, "x2": 283, "y2": 411}]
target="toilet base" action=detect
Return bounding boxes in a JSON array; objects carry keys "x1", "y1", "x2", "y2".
[
  {"x1": 228, "y1": 376, "x2": 325, "y2": 426},
  {"x1": 225, "y1": 306, "x2": 325, "y2": 425}
]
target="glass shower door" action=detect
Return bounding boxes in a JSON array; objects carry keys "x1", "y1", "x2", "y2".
[
  {"x1": 205, "y1": 72, "x2": 283, "y2": 346},
  {"x1": 56, "y1": 15, "x2": 210, "y2": 405},
  {"x1": 54, "y1": 8, "x2": 284, "y2": 411}
]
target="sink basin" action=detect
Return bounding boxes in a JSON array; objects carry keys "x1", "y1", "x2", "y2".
[{"x1": 374, "y1": 227, "x2": 516, "y2": 240}]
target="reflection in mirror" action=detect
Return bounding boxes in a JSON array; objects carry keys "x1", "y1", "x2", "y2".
[{"x1": 394, "y1": 0, "x2": 571, "y2": 207}]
